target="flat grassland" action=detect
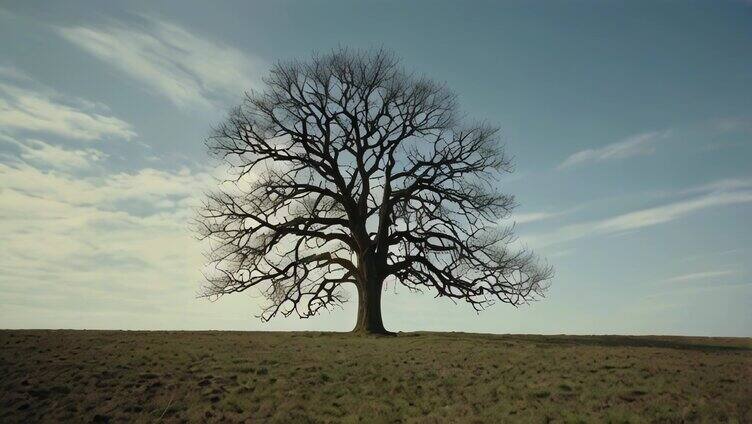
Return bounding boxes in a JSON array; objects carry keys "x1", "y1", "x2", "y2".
[{"x1": 1, "y1": 331, "x2": 750, "y2": 423}]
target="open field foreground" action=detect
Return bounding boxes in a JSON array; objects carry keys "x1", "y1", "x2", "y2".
[{"x1": 1, "y1": 331, "x2": 750, "y2": 423}]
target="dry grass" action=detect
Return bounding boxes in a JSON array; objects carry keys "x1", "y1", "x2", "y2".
[{"x1": 1, "y1": 330, "x2": 750, "y2": 423}]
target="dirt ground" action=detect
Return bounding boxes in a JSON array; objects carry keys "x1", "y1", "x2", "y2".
[{"x1": 1, "y1": 330, "x2": 750, "y2": 423}]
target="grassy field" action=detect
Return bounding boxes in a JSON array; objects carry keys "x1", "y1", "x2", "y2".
[{"x1": 1, "y1": 331, "x2": 750, "y2": 423}]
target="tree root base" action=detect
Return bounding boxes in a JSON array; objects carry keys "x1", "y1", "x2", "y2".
[{"x1": 351, "y1": 329, "x2": 397, "y2": 337}]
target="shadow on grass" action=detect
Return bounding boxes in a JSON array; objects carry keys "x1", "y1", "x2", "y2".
[{"x1": 501, "y1": 334, "x2": 752, "y2": 352}]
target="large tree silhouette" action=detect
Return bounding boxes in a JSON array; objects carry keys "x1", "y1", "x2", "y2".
[{"x1": 196, "y1": 49, "x2": 552, "y2": 334}]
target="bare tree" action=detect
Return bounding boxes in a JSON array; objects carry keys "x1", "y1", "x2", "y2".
[{"x1": 195, "y1": 48, "x2": 552, "y2": 334}]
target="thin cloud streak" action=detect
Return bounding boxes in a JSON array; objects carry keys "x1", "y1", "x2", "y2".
[
  {"x1": 524, "y1": 185, "x2": 752, "y2": 248},
  {"x1": 681, "y1": 177, "x2": 752, "y2": 194},
  {"x1": 58, "y1": 16, "x2": 265, "y2": 110},
  {"x1": 558, "y1": 130, "x2": 668, "y2": 170},
  {"x1": 0, "y1": 133, "x2": 107, "y2": 171},
  {"x1": 0, "y1": 82, "x2": 136, "y2": 141},
  {"x1": 592, "y1": 190, "x2": 752, "y2": 233},
  {"x1": 509, "y1": 211, "x2": 561, "y2": 225},
  {"x1": 663, "y1": 270, "x2": 739, "y2": 284}
]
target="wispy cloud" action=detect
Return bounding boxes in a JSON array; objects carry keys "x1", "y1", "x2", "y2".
[
  {"x1": 558, "y1": 131, "x2": 668, "y2": 170},
  {"x1": 58, "y1": 16, "x2": 265, "y2": 110},
  {"x1": 592, "y1": 190, "x2": 752, "y2": 233},
  {"x1": 0, "y1": 59, "x2": 219, "y2": 321},
  {"x1": 509, "y1": 211, "x2": 562, "y2": 225},
  {"x1": 1, "y1": 133, "x2": 107, "y2": 171},
  {"x1": 0, "y1": 81, "x2": 136, "y2": 141},
  {"x1": 713, "y1": 116, "x2": 752, "y2": 133},
  {"x1": 0, "y1": 156, "x2": 218, "y2": 324},
  {"x1": 0, "y1": 161, "x2": 213, "y2": 210},
  {"x1": 524, "y1": 181, "x2": 752, "y2": 248},
  {"x1": 0, "y1": 65, "x2": 32, "y2": 82},
  {"x1": 681, "y1": 177, "x2": 752, "y2": 195},
  {"x1": 678, "y1": 248, "x2": 746, "y2": 264},
  {"x1": 663, "y1": 270, "x2": 739, "y2": 284}
]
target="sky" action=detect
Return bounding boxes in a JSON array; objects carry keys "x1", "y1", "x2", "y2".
[{"x1": 1, "y1": 0, "x2": 751, "y2": 336}]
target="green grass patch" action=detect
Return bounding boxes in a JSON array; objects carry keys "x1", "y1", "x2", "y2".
[{"x1": 0, "y1": 330, "x2": 750, "y2": 422}]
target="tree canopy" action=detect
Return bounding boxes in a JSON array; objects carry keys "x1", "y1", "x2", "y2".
[{"x1": 195, "y1": 48, "x2": 552, "y2": 334}]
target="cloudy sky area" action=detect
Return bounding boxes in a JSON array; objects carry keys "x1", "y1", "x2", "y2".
[{"x1": 1, "y1": 1, "x2": 750, "y2": 336}]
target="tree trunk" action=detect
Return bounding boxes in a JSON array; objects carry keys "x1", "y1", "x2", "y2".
[{"x1": 353, "y1": 277, "x2": 391, "y2": 335}]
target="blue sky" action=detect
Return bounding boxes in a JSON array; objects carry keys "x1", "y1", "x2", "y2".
[{"x1": 1, "y1": 1, "x2": 750, "y2": 336}]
